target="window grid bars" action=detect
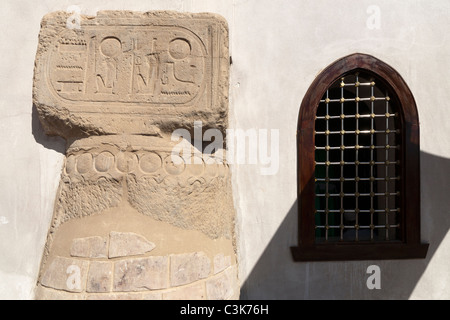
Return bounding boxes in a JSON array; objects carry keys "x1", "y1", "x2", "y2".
[
  {"x1": 340, "y1": 82, "x2": 344, "y2": 240},
  {"x1": 315, "y1": 74, "x2": 400, "y2": 242},
  {"x1": 370, "y1": 84, "x2": 375, "y2": 240},
  {"x1": 385, "y1": 90, "x2": 390, "y2": 240},
  {"x1": 325, "y1": 89, "x2": 330, "y2": 241},
  {"x1": 355, "y1": 74, "x2": 360, "y2": 241}
]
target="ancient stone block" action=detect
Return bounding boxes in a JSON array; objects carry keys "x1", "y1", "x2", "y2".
[
  {"x1": 170, "y1": 252, "x2": 211, "y2": 287},
  {"x1": 70, "y1": 236, "x2": 108, "y2": 258},
  {"x1": 35, "y1": 285, "x2": 85, "y2": 300},
  {"x1": 113, "y1": 256, "x2": 169, "y2": 291},
  {"x1": 40, "y1": 257, "x2": 89, "y2": 293},
  {"x1": 141, "y1": 292, "x2": 164, "y2": 300},
  {"x1": 108, "y1": 231, "x2": 156, "y2": 258},
  {"x1": 33, "y1": 11, "x2": 229, "y2": 139},
  {"x1": 213, "y1": 253, "x2": 232, "y2": 274},
  {"x1": 86, "y1": 294, "x2": 134, "y2": 300},
  {"x1": 33, "y1": 10, "x2": 238, "y2": 300},
  {"x1": 86, "y1": 292, "x2": 162, "y2": 300},
  {"x1": 205, "y1": 265, "x2": 238, "y2": 300},
  {"x1": 86, "y1": 261, "x2": 112, "y2": 293},
  {"x1": 163, "y1": 282, "x2": 206, "y2": 300}
]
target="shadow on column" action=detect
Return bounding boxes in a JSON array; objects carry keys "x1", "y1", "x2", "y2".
[{"x1": 31, "y1": 103, "x2": 66, "y2": 155}]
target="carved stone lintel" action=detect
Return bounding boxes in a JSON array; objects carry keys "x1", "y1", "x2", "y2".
[{"x1": 34, "y1": 11, "x2": 229, "y2": 139}]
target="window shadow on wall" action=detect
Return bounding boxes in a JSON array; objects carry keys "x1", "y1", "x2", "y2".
[
  {"x1": 240, "y1": 151, "x2": 450, "y2": 299},
  {"x1": 31, "y1": 104, "x2": 66, "y2": 155}
]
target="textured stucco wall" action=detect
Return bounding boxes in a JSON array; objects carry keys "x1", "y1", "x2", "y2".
[{"x1": 1, "y1": 0, "x2": 449, "y2": 299}]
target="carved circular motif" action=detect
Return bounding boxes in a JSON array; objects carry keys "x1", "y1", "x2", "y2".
[
  {"x1": 168, "y1": 38, "x2": 191, "y2": 60},
  {"x1": 100, "y1": 37, "x2": 122, "y2": 58},
  {"x1": 116, "y1": 152, "x2": 138, "y2": 173},
  {"x1": 139, "y1": 152, "x2": 162, "y2": 173},
  {"x1": 95, "y1": 151, "x2": 114, "y2": 173},
  {"x1": 76, "y1": 153, "x2": 93, "y2": 174},
  {"x1": 163, "y1": 155, "x2": 185, "y2": 175},
  {"x1": 65, "y1": 155, "x2": 76, "y2": 174}
]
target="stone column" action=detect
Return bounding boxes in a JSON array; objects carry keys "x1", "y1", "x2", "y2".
[{"x1": 33, "y1": 11, "x2": 238, "y2": 300}]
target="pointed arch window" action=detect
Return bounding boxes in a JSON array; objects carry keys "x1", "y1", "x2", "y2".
[{"x1": 291, "y1": 54, "x2": 429, "y2": 261}]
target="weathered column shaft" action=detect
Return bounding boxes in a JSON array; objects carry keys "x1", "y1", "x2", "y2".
[{"x1": 33, "y1": 11, "x2": 238, "y2": 300}]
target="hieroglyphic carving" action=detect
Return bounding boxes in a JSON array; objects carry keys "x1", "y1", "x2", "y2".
[
  {"x1": 34, "y1": 11, "x2": 236, "y2": 300},
  {"x1": 43, "y1": 18, "x2": 224, "y2": 106},
  {"x1": 55, "y1": 135, "x2": 232, "y2": 238},
  {"x1": 34, "y1": 12, "x2": 229, "y2": 137},
  {"x1": 49, "y1": 28, "x2": 206, "y2": 105},
  {"x1": 52, "y1": 36, "x2": 88, "y2": 94}
]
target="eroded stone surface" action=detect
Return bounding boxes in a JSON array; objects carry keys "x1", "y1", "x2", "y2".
[
  {"x1": 33, "y1": 11, "x2": 229, "y2": 139},
  {"x1": 34, "y1": 11, "x2": 233, "y2": 237},
  {"x1": 108, "y1": 231, "x2": 156, "y2": 258},
  {"x1": 163, "y1": 282, "x2": 206, "y2": 300},
  {"x1": 40, "y1": 257, "x2": 89, "y2": 293},
  {"x1": 71, "y1": 236, "x2": 108, "y2": 258},
  {"x1": 34, "y1": 10, "x2": 238, "y2": 300},
  {"x1": 86, "y1": 261, "x2": 113, "y2": 293},
  {"x1": 35, "y1": 252, "x2": 238, "y2": 300},
  {"x1": 170, "y1": 252, "x2": 211, "y2": 287},
  {"x1": 35, "y1": 285, "x2": 86, "y2": 300},
  {"x1": 86, "y1": 292, "x2": 162, "y2": 300},
  {"x1": 53, "y1": 177, "x2": 123, "y2": 230},
  {"x1": 113, "y1": 256, "x2": 169, "y2": 291},
  {"x1": 58, "y1": 135, "x2": 235, "y2": 239},
  {"x1": 213, "y1": 253, "x2": 232, "y2": 274},
  {"x1": 206, "y1": 265, "x2": 238, "y2": 300},
  {"x1": 127, "y1": 170, "x2": 235, "y2": 239}
]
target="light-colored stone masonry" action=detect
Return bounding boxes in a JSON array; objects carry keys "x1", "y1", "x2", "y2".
[
  {"x1": 33, "y1": 11, "x2": 238, "y2": 300},
  {"x1": 37, "y1": 232, "x2": 238, "y2": 299}
]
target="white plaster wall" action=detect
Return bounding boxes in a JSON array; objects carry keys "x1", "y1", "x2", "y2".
[{"x1": 0, "y1": 0, "x2": 449, "y2": 299}]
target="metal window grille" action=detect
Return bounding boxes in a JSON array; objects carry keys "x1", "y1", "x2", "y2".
[{"x1": 314, "y1": 72, "x2": 400, "y2": 242}]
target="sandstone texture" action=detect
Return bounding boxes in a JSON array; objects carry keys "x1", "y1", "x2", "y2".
[
  {"x1": 33, "y1": 11, "x2": 230, "y2": 139},
  {"x1": 86, "y1": 261, "x2": 112, "y2": 293},
  {"x1": 40, "y1": 257, "x2": 89, "y2": 293},
  {"x1": 33, "y1": 11, "x2": 238, "y2": 300},
  {"x1": 170, "y1": 252, "x2": 211, "y2": 287},
  {"x1": 37, "y1": 238, "x2": 238, "y2": 300},
  {"x1": 71, "y1": 236, "x2": 108, "y2": 258},
  {"x1": 109, "y1": 231, "x2": 156, "y2": 258},
  {"x1": 113, "y1": 256, "x2": 169, "y2": 291}
]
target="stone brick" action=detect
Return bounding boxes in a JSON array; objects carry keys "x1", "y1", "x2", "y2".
[
  {"x1": 163, "y1": 282, "x2": 206, "y2": 300},
  {"x1": 213, "y1": 253, "x2": 232, "y2": 274},
  {"x1": 108, "y1": 231, "x2": 156, "y2": 258},
  {"x1": 170, "y1": 252, "x2": 211, "y2": 287},
  {"x1": 86, "y1": 293, "x2": 136, "y2": 300},
  {"x1": 141, "y1": 292, "x2": 164, "y2": 300},
  {"x1": 35, "y1": 285, "x2": 85, "y2": 300},
  {"x1": 86, "y1": 261, "x2": 112, "y2": 293},
  {"x1": 33, "y1": 11, "x2": 236, "y2": 301},
  {"x1": 40, "y1": 256, "x2": 89, "y2": 293},
  {"x1": 113, "y1": 256, "x2": 168, "y2": 291},
  {"x1": 70, "y1": 236, "x2": 107, "y2": 258},
  {"x1": 206, "y1": 265, "x2": 238, "y2": 300},
  {"x1": 85, "y1": 291, "x2": 162, "y2": 300},
  {"x1": 34, "y1": 11, "x2": 230, "y2": 138}
]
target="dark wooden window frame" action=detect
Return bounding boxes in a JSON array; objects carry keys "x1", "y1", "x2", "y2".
[{"x1": 291, "y1": 53, "x2": 429, "y2": 261}]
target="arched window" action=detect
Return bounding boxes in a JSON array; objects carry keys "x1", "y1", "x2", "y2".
[{"x1": 291, "y1": 53, "x2": 429, "y2": 261}]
